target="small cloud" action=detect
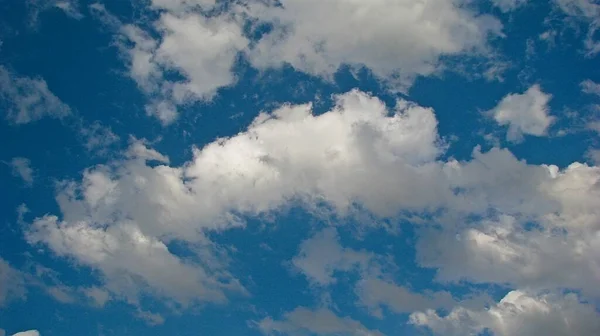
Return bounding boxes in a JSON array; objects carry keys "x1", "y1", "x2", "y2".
[
  {"x1": 8, "y1": 157, "x2": 34, "y2": 186},
  {"x1": 0, "y1": 66, "x2": 71, "y2": 124},
  {"x1": 581, "y1": 79, "x2": 600, "y2": 97},
  {"x1": 79, "y1": 121, "x2": 120, "y2": 155},
  {"x1": 488, "y1": 84, "x2": 554, "y2": 143}
]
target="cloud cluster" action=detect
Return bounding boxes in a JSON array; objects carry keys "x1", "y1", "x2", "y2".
[
  {"x1": 94, "y1": 0, "x2": 502, "y2": 123},
  {"x1": 411, "y1": 291, "x2": 600, "y2": 336},
  {"x1": 23, "y1": 90, "x2": 600, "y2": 331}
]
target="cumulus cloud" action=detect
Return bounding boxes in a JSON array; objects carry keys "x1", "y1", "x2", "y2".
[
  {"x1": 410, "y1": 290, "x2": 600, "y2": 336},
  {"x1": 23, "y1": 90, "x2": 600, "y2": 326},
  {"x1": 90, "y1": 3, "x2": 247, "y2": 125},
  {"x1": 0, "y1": 66, "x2": 71, "y2": 124},
  {"x1": 490, "y1": 85, "x2": 554, "y2": 142},
  {"x1": 247, "y1": 0, "x2": 502, "y2": 89},
  {"x1": 417, "y1": 162, "x2": 600, "y2": 298},
  {"x1": 258, "y1": 307, "x2": 383, "y2": 336},
  {"x1": 92, "y1": 0, "x2": 505, "y2": 123},
  {"x1": 8, "y1": 157, "x2": 34, "y2": 186}
]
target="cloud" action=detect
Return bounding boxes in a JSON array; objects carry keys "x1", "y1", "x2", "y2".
[
  {"x1": 93, "y1": 0, "x2": 504, "y2": 123},
  {"x1": 0, "y1": 66, "x2": 71, "y2": 124},
  {"x1": 491, "y1": 0, "x2": 529, "y2": 12},
  {"x1": 581, "y1": 79, "x2": 600, "y2": 96},
  {"x1": 26, "y1": 0, "x2": 83, "y2": 27},
  {"x1": 258, "y1": 307, "x2": 384, "y2": 336},
  {"x1": 12, "y1": 331, "x2": 40, "y2": 336},
  {"x1": 8, "y1": 157, "x2": 34, "y2": 186},
  {"x1": 553, "y1": 0, "x2": 600, "y2": 55},
  {"x1": 292, "y1": 228, "x2": 380, "y2": 286},
  {"x1": 489, "y1": 84, "x2": 554, "y2": 142},
  {"x1": 0, "y1": 258, "x2": 26, "y2": 307},
  {"x1": 22, "y1": 90, "x2": 600, "y2": 324},
  {"x1": 292, "y1": 228, "x2": 490, "y2": 318},
  {"x1": 247, "y1": 0, "x2": 502, "y2": 89},
  {"x1": 410, "y1": 291, "x2": 600, "y2": 336},
  {"x1": 78, "y1": 121, "x2": 120, "y2": 154},
  {"x1": 90, "y1": 3, "x2": 247, "y2": 125}
]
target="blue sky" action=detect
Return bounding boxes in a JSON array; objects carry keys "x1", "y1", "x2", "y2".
[{"x1": 1, "y1": 0, "x2": 600, "y2": 335}]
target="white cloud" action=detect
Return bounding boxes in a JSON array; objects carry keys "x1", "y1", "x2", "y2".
[
  {"x1": 258, "y1": 307, "x2": 384, "y2": 336},
  {"x1": 23, "y1": 90, "x2": 600, "y2": 323},
  {"x1": 292, "y1": 228, "x2": 379, "y2": 286},
  {"x1": 93, "y1": 0, "x2": 504, "y2": 123},
  {"x1": 490, "y1": 85, "x2": 554, "y2": 142},
  {"x1": 9, "y1": 157, "x2": 34, "y2": 186},
  {"x1": 81, "y1": 286, "x2": 111, "y2": 307},
  {"x1": 491, "y1": 0, "x2": 529, "y2": 12},
  {"x1": 292, "y1": 228, "x2": 489, "y2": 318},
  {"x1": 12, "y1": 331, "x2": 40, "y2": 336},
  {"x1": 247, "y1": 0, "x2": 502, "y2": 89},
  {"x1": 355, "y1": 278, "x2": 455, "y2": 316},
  {"x1": 90, "y1": 3, "x2": 247, "y2": 125},
  {"x1": 554, "y1": 0, "x2": 600, "y2": 55},
  {"x1": 417, "y1": 163, "x2": 600, "y2": 298},
  {"x1": 26, "y1": 215, "x2": 242, "y2": 307},
  {"x1": 410, "y1": 290, "x2": 600, "y2": 336},
  {"x1": 0, "y1": 66, "x2": 71, "y2": 124},
  {"x1": 79, "y1": 121, "x2": 120, "y2": 154},
  {"x1": 581, "y1": 79, "x2": 600, "y2": 96},
  {"x1": 0, "y1": 258, "x2": 26, "y2": 307}
]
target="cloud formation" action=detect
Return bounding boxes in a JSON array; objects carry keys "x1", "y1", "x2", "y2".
[
  {"x1": 490, "y1": 85, "x2": 554, "y2": 142},
  {"x1": 0, "y1": 66, "x2": 71, "y2": 124}
]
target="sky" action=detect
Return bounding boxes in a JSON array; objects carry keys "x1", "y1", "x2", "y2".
[{"x1": 0, "y1": 0, "x2": 600, "y2": 335}]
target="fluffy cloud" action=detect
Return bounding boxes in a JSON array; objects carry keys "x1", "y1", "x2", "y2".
[
  {"x1": 93, "y1": 0, "x2": 504, "y2": 123},
  {"x1": 258, "y1": 307, "x2": 383, "y2": 336},
  {"x1": 410, "y1": 291, "x2": 600, "y2": 336},
  {"x1": 247, "y1": 0, "x2": 502, "y2": 89},
  {"x1": 417, "y1": 162, "x2": 600, "y2": 298},
  {"x1": 292, "y1": 228, "x2": 381, "y2": 286},
  {"x1": 490, "y1": 85, "x2": 554, "y2": 142},
  {"x1": 0, "y1": 66, "x2": 71, "y2": 124},
  {"x1": 23, "y1": 90, "x2": 600, "y2": 326},
  {"x1": 90, "y1": 3, "x2": 247, "y2": 125},
  {"x1": 8, "y1": 157, "x2": 34, "y2": 186},
  {"x1": 0, "y1": 258, "x2": 26, "y2": 307}
]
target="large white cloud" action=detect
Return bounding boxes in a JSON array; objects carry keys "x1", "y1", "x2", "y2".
[
  {"x1": 0, "y1": 66, "x2": 71, "y2": 124},
  {"x1": 489, "y1": 85, "x2": 554, "y2": 142},
  {"x1": 23, "y1": 90, "x2": 600, "y2": 328},
  {"x1": 247, "y1": 0, "x2": 502, "y2": 89},
  {"x1": 93, "y1": 0, "x2": 504, "y2": 123},
  {"x1": 410, "y1": 290, "x2": 600, "y2": 336}
]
